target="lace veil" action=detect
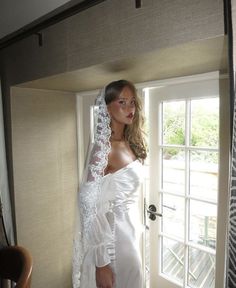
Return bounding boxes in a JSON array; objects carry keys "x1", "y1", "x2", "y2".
[{"x1": 72, "y1": 88, "x2": 112, "y2": 287}]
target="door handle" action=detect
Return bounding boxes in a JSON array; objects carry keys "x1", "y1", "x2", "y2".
[{"x1": 146, "y1": 204, "x2": 162, "y2": 221}]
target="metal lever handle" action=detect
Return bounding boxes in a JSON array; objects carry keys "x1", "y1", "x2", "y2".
[
  {"x1": 146, "y1": 208, "x2": 163, "y2": 217},
  {"x1": 146, "y1": 204, "x2": 162, "y2": 221}
]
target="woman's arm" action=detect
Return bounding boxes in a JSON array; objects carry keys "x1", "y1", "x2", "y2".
[{"x1": 79, "y1": 182, "x2": 115, "y2": 286}]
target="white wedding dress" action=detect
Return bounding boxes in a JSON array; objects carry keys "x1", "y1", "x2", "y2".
[{"x1": 79, "y1": 159, "x2": 143, "y2": 288}]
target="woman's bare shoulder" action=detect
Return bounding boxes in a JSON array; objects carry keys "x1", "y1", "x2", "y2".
[{"x1": 105, "y1": 141, "x2": 136, "y2": 174}]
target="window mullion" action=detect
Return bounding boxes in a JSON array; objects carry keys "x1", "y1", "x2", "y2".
[{"x1": 184, "y1": 99, "x2": 191, "y2": 287}]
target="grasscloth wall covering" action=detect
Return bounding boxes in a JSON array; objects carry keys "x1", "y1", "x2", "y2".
[
  {"x1": 1, "y1": 0, "x2": 224, "y2": 86},
  {"x1": 11, "y1": 87, "x2": 78, "y2": 288}
]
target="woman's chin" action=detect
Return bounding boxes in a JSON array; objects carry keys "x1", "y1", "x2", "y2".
[{"x1": 125, "y1": 119, "x2": 133, "y2": 125}]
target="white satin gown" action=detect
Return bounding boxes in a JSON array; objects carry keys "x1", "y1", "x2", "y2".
[{"x1": 80, "y1": 159, "x2": 143, "y2": 288}]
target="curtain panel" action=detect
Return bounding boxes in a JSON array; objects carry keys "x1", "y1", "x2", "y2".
[
  {"x1": 0, "y1": 82, "x2": 14, "y2": 246},
  {"x1": 227, "y1": 1, "x2": 236, "y2": 287},
  {"x1": 227, "y1": 77, "x2": 236, "y2": 287}
]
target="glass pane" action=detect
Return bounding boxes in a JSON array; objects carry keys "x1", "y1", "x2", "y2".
[
  {"x1": 162, "y1": 194, "x2": 184, "y2": 239},
  {"x1": 190, "y1": 98, "x2": 219, "y2": 148},
  {"x1": 188, "y1": 247, "x2": 215, "y2": 288},
  {"x1": 162, "y1": 148, "x2": 185, "y2": 194},
  {"x1": 189, "y1": 150, "x2": 218, "y2": 202},
  {"x1": 189, "y1": 200, "x2": 217, "y2": 249},
  {"x1": 162, "y1": 237, "x2": 184, "y2": 285},
  {"x1": 162, "y1": 101, "x2": 185, "y2": 145}
]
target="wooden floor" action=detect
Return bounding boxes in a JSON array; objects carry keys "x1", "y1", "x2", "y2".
[
  {"x1": 163, "y1": 242, "x2": 215, "y2": 288},
  {"x1": 145, "y1": 234, "x2": 215, "y2": 288}
]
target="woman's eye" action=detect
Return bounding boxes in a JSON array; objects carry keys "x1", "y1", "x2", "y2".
[
  {"x1": 119, "y1": 100, "x2": 126, "y2": 105},
  {"x1": 131, "y1": 100, "x2": 136, "y2": 105}
]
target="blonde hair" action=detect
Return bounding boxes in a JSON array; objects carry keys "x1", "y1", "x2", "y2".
[{"x1": 105, "y1": 80, "x2": 147, "y2": 160}]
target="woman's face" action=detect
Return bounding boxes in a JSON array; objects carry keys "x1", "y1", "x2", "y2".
[{"x1": 107, "y1": 86, "x2": 136, "y2": 126}]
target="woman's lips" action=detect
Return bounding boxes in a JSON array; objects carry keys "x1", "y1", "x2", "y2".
[{"x1": 127, "y1": 113, "x2": 134, "y2": 119}]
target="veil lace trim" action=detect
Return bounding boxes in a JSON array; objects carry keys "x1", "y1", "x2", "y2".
[{"x1": 72, "y1": 88, "x2": 112, "y2": 287}]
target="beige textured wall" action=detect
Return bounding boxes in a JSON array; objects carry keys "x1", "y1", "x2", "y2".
[
  {"x1": 1, "y1": 0, "x2": 224, "y2": 86},
  {"x1": 11, "y1": 87, "x2": 78, "y2": 288}
]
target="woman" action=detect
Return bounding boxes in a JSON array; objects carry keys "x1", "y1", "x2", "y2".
[{"x1": 73, "y1": 80, "x2": 147, "y2": 288}]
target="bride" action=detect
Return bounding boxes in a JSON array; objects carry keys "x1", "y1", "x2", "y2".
[{"x1": 73, "y1": 80, "x2": 147, "y2": 288}]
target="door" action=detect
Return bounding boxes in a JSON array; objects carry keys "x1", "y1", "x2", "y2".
[{"x1": 142, "y1": 73, "x2": 229, "y2": 288}]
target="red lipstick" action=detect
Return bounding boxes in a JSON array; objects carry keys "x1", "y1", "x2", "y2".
[{"x1": 127, "y1": 113, "x2": 134, "y2": 119}]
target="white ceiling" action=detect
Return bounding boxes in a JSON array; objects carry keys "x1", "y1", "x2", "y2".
[
  {"x1": 17, "y1": 36, "x2": 228, "y2": 93},
  {"x1": 0, "y1": 0, "x2": 84, "y2": 39}
]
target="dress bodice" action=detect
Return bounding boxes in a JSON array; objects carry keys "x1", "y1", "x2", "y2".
[{"x1": 100, "y1": 160, "x2": 143, "y2": 214}]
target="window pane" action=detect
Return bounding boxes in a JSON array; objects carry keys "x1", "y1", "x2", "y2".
[
  {"x1": 162, "y1": 148, "x2": 185, "y2": 194},
  {"x1": 189, "y1": 150, "x2": 218, "y2": 202},
  {"x1": 162, "y1": 101, "x2": 185, "y2": 145},
  {"x1": 188, "y1": 247, "x2": 215, "y2": 288},
  {"x1": 162, "y1": 237, "x2": 184, "y2": 285},
  {"x1": 190, "y1": 98, "x2": 219, "y2": 147},
  {"x1": 189, "y1": 200, "x2": 217, "y2": 249},
  {"x1": 162, "y1": 194, "x2": 184, "y2": 239}
]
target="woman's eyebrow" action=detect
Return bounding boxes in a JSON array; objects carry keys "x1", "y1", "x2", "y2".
[{"x1": 118, "y1": 96, "x2": 135, "y2": 100}]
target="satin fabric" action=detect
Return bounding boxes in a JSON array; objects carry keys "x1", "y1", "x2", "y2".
[{"x1": 80, "y1": 159, "x2": 143, "y2": 288}]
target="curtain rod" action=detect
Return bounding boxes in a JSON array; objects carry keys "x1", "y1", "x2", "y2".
[{"x1": 0, "y1": 0, "x2": 106, "y2": 50}]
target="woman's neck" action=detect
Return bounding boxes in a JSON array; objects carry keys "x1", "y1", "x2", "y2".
[
  {"x1": 110, "y1": 122, "x2": 125, "y2": 141},
  {"x1": 111, "y1": 133, "x2": 124, "y2": 141}
]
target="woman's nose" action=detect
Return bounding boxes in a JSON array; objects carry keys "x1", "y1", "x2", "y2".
[
  {"x1": 128, "y1": 102, "x2": 135, "y2": 109},
  {"x1": 126, "y1": 106, "x2": 135, "y2": 113}
]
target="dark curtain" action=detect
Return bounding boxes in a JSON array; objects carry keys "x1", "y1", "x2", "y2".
[
  {"x1": 0, "y1": 82, "x2": 14, "y2": 247},
  {"x1": 227, "y1": 79, "x2": 236, "y2": 287},
  {"x1": 226, "y1": 0, "x2": 236, "y2": 287}
]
